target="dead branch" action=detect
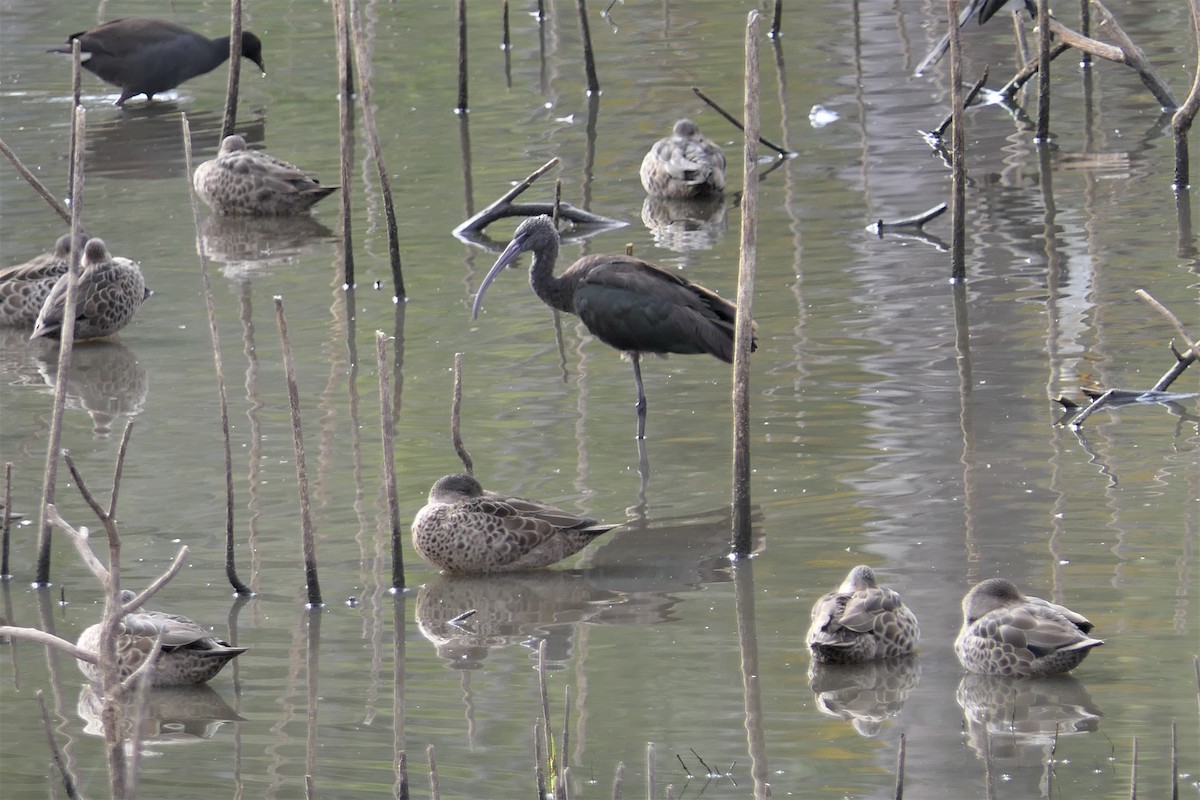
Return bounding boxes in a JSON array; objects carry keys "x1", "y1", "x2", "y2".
[
  {"x1": 451, "y1": 353, "x2": 474, "y2": 476},
  {"x1": 927, "y1": 68, "x2": 989, "y2": 139},
  {"x1": 869, "y1": 203, "x2": 947, "y2": 232},
  {"x1": 0, "y1": 135, "x2": 71, "y2": 224},
  {"x1": 1173, "y1": 0, "x2": 1200, "y2": 187},
  {"x1": 691, "y1": 86, "x2": 793, "y2": 157},
  {"x1": 0, "y1": 626, "x2": 96, "y2": 663},
  {"x1": 453, "y1": 158, "x2": 624, "y2": 235}
]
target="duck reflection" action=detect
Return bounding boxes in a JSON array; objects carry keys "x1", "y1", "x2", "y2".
[
  {"x1": 35, "y1": 340, "x2": 148, "y2": 438},
  {"x1": 77, "y1": 683, "x2": 243, "y2": 746},
  {"x1": 200, "y1": 214, "x2": 335, "y2": 277},
  {"x1": 86, "y1": 106, "x2": 265, "y2": 181},
  {"x1": 640, "y1": 194, "x2": 728, "y2": 253},
  {"x1": 807, "y1": 655, "x2": 921, "y2": 737},
  {"x1": 416, "y1": 571, "x2": 675, "y2": 670},
  {"x1": 956, "y1": 673, "x2": 1103, "y2": 759}
]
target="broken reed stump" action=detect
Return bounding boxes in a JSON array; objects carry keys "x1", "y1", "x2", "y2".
[
  {"x1": 456, "y1": 0, "x2": 468, "y2": 113},
  {"x1": 1171, "y1": 0, "x2": 1200, "y2": 188},
  {"x1": 332, "y1": 0, "x2": 355, "y2": 287},
  {"x1": 35, "y1": 104, "x2": 87, "y2": 588},
  {"x1": 67, "y1": 40, "x2": 81, "y2": 205},
  {"x1": 375, "y1": 331, "x2": 405, "y2": 592},
  {"x1": 1036, "y1": 0, "x2": 1051, "y2": 142},
  {"x1": 947, "y1": 0, "x2": 967, "y2": 283},
  {"x1": 274, "y1": 296, "x2": 323, "y2": 607},
  {"x1": 221, "y1": 0, "x2": 245, "y2": 139},
  {"x1": 2, "y1": 463, "x2": 12, "y2": 578},
  {"x1": 349, "y1": 0, "x2": 405, "y2": 297},
  {"x1": 576, "y1": 0, "x2": 600, "y2": 95},
  {"x1": 451, "y1": 353, "x2": 474, "y2": 476},
  {"x1": 180, "y1": 114, "x2": 252, "y2": 597},
  {"x1": 731, "y1": 10, "x2": 760, "y2": 556}
]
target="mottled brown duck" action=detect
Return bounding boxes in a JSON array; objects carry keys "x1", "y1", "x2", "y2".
[
  {"x1": 76, "y1": 591, "x2": 246, "y2": 686},
  {"x1": 954, "y1": 578, "x2": 1103, "y2": 677},
  {"x1": 806, "y1": 565, "x2": 921, "y2": 664},
  {"x1": 50, "y1": 18, "x2": 264, "y2": 106},
  {"x1": 193, "y1": 134, "x2": 338, "y2": 216},
  {"x1": 0, "y1": 232, "x2": 87, "y2": 327},
  {"x1": 639, "y1": 119, "x2": 726, "y2": 199},
  {"x1": 412, "y1": 474, "x2": 618, "y2": 574},
  {"x1": 30, "y1": 238, "x2": 149, "y2": 341}
]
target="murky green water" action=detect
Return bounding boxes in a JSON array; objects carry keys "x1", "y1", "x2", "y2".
[{"x1": 2, "y1": 1, "x2": 1197, "y2": 798}]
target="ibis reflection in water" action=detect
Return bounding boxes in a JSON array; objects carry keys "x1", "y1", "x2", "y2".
[{"x1": 471, "y1": 215, "x2": 755, "y2": 439}]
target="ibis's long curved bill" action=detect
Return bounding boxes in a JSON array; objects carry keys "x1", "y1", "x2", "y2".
[{"x1": 471, "y1": 232, "x2": 530, "y2": 320}]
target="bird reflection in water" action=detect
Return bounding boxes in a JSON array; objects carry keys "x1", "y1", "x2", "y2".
[
  {"x1": 956, "y1": 673, "x2": 1103, "y2": 759},
  {"x1": 640, "y1": 193, "x2": 728, "y2": 253},
  {"x1": 199, "y1": 214, "x2": 334, "y2": 278},
  {"x1": 27, "y1": 338, "x2": 148, "y2": 439},
  {"x1": 807, "y1": 655, "x2": 921, "y2": 738},
  {"x1": 77, "y1": 683, "x2": 243, "y2": 749}
]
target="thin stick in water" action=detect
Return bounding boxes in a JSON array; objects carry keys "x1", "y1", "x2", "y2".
[
  {"x1": 894, "y1": 732, "x2": 905, "y2": 800},
  {"x1": 451, "y1": 353, "x2": 473, "y2": 475},
  {"x1": 275, "y1": 296, "x2": 323, "y2": 607},
  {"x1": 67, "y1": 41, "x2": 82, "y2": 206},
  {"x1": 1, "y1": 463, "x2": 12, "y2": 578},
  {"x1": 691, "y1": 87, "x2": 792, "y2": 157},
  {"x1": 1035, "y1": 0, "x2": 1051, "y2": 142},
  {"x1": 456, "y1": 0, "x2": 468, "y2": 113},
  {"x1": 181, "y1": 114, "x2": 251, "y2": 596},
  {"x1": 332, "y1": 0, "x2": 355, "y2": 287},
  {"x1": 577, "y1": 0, "x2": 601, "y2": 94},
  {"x1": 730, "y1": 10, "x2": 760, "y2": 556},
  {"x1": 1130, "y1": 736, "x2": 1138, "y2": 799},
  {"x1": 947, "y1": 0, "x2": 967, "y2": 282},
  {"x1": 769, "y1": 0, "x2": 782, "y2": 39},
  {"x1": 427, "y1": 744, "x2": 441, "y2": 800},
  {"x1": 611, "y1": 761, "x2": 623, "y2": 800},
  {"x1": 221, "y1": 0, "x2": 244, "y2": 139},
  {"x1": 35, "y1": 105, "x2": 87, "y2": 587},
  {"x1": 0, "y1": 137, "x2": 71, "y2": 224},
  {"x1": 349, "y1": 0, "x2": 405, "y2": 297},
  {"x1": 376, "y1": 332, "x2": 404, "y2": 591}
]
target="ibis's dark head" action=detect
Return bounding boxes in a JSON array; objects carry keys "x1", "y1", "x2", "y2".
[
  {"x1": 427, "y1": 473, "x2": 485, "y2": 504},
  {"x1": 471, "y1": 215, "x2": 560, "y2": 320},
  {"x1": 241, "y1": 32, "x2": 266, "y2": 73}
]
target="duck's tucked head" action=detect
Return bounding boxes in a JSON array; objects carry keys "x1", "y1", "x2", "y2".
[
  {"x1": 672, "y1": 118, "x2": 701, "y2": 138},
  {"x1": 219, "y1": 134, "x2": 248, "y2": 155},
  {"x1": 82, "y1": 238, "x2": 110, "y2": 267},
  {"x1": 962, "y1": 578, "x2": 1022, "y2": 623},
  {"x1": 839, "y1": 564, "x2": 878, "y2": 593},
  {"x1": 240, "y1": 32, "x2": 265, "y2": 73},
  {"x1": 427, "y1": 473, "x2": 485, "y2": 504}
]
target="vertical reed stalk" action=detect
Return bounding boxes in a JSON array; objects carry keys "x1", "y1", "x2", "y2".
[
  {"x1": 451, "y1": 353, "x2": 474, "y2": 475},
  {"x1": 222, "y1": 0, "x2": 244, "y2": 139},
  {"x1": 349, "y1": 0, "x2": 405, "y2": 297},
  {"x1": 731, "y1": 10, "x2": 760, "y2": 555},
  {"x1": 180, "y1": 114, "x2": 251, "y2": 596},
  {"x1": 427, "y1": 744, "x2": 441, "y2": 800},
  {"x1": 333, "y1": 0, "x2": 355, "y2": 287},
  {"x1": 1, "y1": 463, "x2": 12, "y2": 578},
  {"x1": 376, "y1": 332, "x2": 404, "y2": 591},
  {"x1": 948, "y1": 0, "x2": 967, "y2": 281},
  {"x1": 274, "y1": 297, "x2": 322, "y2": 607},
  {"x1": 576, "y1": 0, "x2": 600, "y2": 94},
  {"x1": 67, "y1": 41, "x2": 81, "y2": 205},
  {"x1": 1036, "y1": 0, "x2": 1051, "y2": 141},
  {"x1": 456, "y1": 0, "x2": 468, "y2": 112},
  {"x1": 35, "y1": 105, "x2": 86, "y2": 588}
]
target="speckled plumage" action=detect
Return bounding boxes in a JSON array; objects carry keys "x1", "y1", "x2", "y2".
[
  {"x1": 639, "y1": 119, "x2": 726, "y2": 199},
  {"x1": 806, "y1": 565, "x2": 921, "y2": 664},
  {"x1": 30, "y1": 238, "x2": 148, "y2": 341},
  {"x1": 954, "y1": 578, "x2": 1103, "y2": 677},
  {"x1": 412, "y1": 474, "x2": 618, "y2": 574},
  {"x1": 50, "y1": 18, "x2": 265, "y2": 107},
  {"x1": 76, "y1": 591, "x2": 246, "y2": 686},
  {"x1": 0, "y1": 233, "x2": 88, "y2": 327},
  {"x1": 194, "y1": 134, "x2": 338, "y2": 216}
]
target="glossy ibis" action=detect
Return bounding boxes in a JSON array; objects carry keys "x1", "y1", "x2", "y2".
[
  {"x1": 31, "y1": 238, "x2": 150, "y2": 341},
  {"x1": 807, "y1": 565, "x2": 921, "y2": 665},
  {"x1": 76, "y1": 590, "x2": 246, "y2": 686},
  {"x1": 955, "y1": 578, "x2": 1103, "y2": 677},
  {"x1": 412, "y1": 473, "x2": 618, "y2": 574},
  {"x1": 0, "y1": 231, "x2": 89, "y2": 327},
  {"x1": 914, "y1": 0, "x2": 1037, "y2": 76},
  {"x1": 50, "y1": 18, "x2": 265, "y2": 107},
  {"x1": 472, "y1": 215, "x2": 754, "y2": 439},
  {"x1": 194, "y1": 135, "x2": 338, "y2": 216},
  {"x1": 639, "y1": 118, "x2": 726, "y2": 199}
]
